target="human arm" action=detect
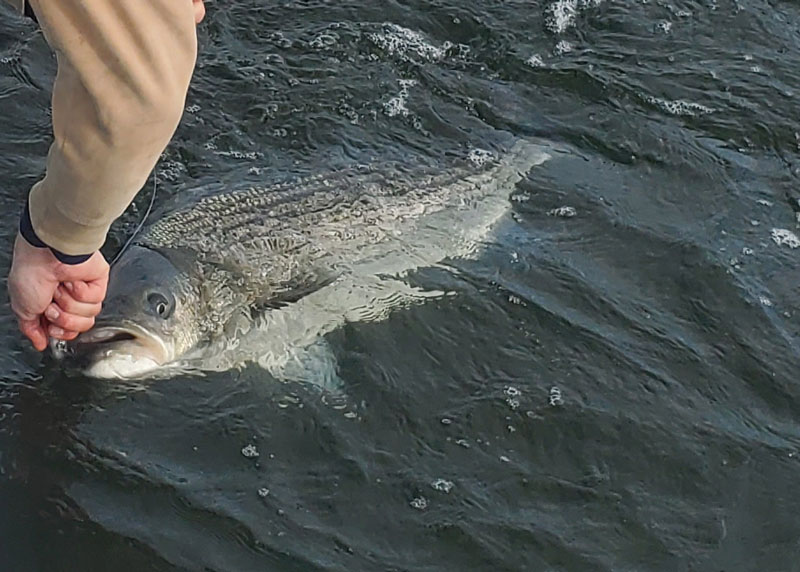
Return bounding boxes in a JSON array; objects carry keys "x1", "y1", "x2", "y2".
[
  {"x1": 7, "y1": 0, "x2": 200, "y2": 349},
  {"x1": 26, "y1": 0, "x2": 199, "y2": 255}
]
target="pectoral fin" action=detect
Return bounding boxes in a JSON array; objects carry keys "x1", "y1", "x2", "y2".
[{"x1": 258, "y1": 337, "x2": 345, "y2": 393}]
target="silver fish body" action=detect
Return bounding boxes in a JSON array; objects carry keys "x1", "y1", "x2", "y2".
[{"x1": 63, "y1": 140, "x2": 552, "y2": 379}]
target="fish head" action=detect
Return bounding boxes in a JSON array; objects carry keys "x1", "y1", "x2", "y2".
[{"x1": 61, "y1": 245, "x2": 204, "y2": 379}]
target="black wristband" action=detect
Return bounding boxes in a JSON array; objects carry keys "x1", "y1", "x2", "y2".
[{"x1": 19, "y1": 202, "x2": 93, "y2": 265}]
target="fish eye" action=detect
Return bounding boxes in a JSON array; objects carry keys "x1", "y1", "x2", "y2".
[{"x1": 146, "y1": 292, "x2": 174, "y2": 319}]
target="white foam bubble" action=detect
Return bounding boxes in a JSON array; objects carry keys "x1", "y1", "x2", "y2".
[
  {"x1": 410, "y1": 496, "x2": 428, "y2": 510},
  {"x1": 656, "y1": 21, "x2": 672, "y2": 33},
  {"x1": 241, "y1": 444, "x2": 260, "y2": 458},
  {"x1": 546, "y1": 0, "x2": 578, "y2": 34},
  {"x1": 157, "y1": 160, "x2": 187, "y2": 182},
  {"x1": 644, "y1": 95, "x2": 713, "y2": 116},
  {"x1": 369, "y1": 24, "x2": 446, "y2": 62},
  {"x1": 549, "y1": 386, "x2": 564, "y2": 406},
  {"x1": 771, "y1": 228, "x2": 800, "y2": 249},
  {"x1": 526, "y1": 54, "x2": 546, "y2": 68},
  {"x1": 548, "y1": 206, "x2": 577, "y2": 217},
  {"x1": 508, "y1": 295, "x2": 526, "y2": 306},
  {"x1": 214, "y1": 150, "x2": 261, "y2": 160},
  {"x1": 383, "y1": 79, "x2": 418, "y2": 117},
  {"x1": 545, "y1": 0, "x2": 604, "y2": 34},
  {"x1": 467, "y1": 148, "x2": 497, "y2": 167},
  {"x1": 431, "y1": 479, "x2": 454, "y2": 493},
  {"x1": 554, "y1": 40, "x2": 574, "y2": 55},
  {"x1": 503, "y1": 387, "x2": 521, "y2": 409}
]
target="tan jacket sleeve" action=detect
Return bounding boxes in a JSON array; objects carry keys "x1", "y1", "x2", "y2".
[{"x1": 25, "y1": 0, "x2": 197, "y2": 256}]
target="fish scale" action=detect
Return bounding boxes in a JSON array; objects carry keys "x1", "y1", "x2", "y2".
[{"x1": 140, "y1": 152, "x2": 519, "y2": 267}]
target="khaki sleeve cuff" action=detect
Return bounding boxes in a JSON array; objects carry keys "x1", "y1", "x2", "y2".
[{"x1": 28, "y1": 180, "x2": 110, "y2": 255}]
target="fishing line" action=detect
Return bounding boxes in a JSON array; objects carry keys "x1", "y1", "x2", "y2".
[{"x1": 110, "y1": 168, "x2": 158, "y2": 266}]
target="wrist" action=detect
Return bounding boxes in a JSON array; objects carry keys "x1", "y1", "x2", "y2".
[
  {"x1": 19, "y1": 201, "x2": 92, "y2": 265},
  {"x1": 13, "y1": 232, "x2": 61, "y2": 277}
]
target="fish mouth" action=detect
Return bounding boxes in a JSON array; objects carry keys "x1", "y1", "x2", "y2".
[{"x1": 68, "y1": 321, "x2": 173, "y2": 370}]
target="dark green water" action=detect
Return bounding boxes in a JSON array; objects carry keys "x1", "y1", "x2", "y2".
[{"x1": 3, "y1": 1, "x2": 800, "y2": 570}]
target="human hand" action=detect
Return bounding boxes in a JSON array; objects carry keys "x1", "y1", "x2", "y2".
[
  {"x1": 7, "y1": 234, "x2": 109, "y2": 351},
  {"x1": 193, "y1": 0, "x2": 205, "y2": 23}
]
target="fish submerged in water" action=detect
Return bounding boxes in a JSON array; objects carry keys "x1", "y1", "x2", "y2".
[{"x1": 57, "y1": 140, "x2": 552, "y2": 379}]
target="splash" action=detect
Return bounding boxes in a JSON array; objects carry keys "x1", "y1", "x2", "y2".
[
  {"x1": 771, "y1": 228, "x2": 800, "y2": 249},
  {"x1": 545, "y1": 0, "x2": 604, "y2": 35}
]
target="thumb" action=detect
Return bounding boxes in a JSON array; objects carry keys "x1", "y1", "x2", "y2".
[{"x1": 19, "y1": 317, "x2": 49, "y2": 352}]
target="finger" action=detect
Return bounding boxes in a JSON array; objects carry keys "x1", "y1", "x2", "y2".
[
  {"x1": 47, "y1": 326, "x2": 79, "y2": 341},
  {"x1": 64, "y1": 278, "x2": 107, "y2": 305},
  {"x1": 194, "y1": 0, "x2": 205, "y2": 23},
  {"x1": 53, "y1": 287, "x2": 102, "y2": 318},
  {"x1": 18, "y1": 318, "x2": 48, "y2": 351},
  {"x1": 44, "y1": 305, "x2": 95, "y2": 333}
]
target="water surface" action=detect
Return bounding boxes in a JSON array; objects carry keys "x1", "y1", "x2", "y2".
[{"x1": 2, "y1": 1, "x2": 800, "y2": 570}]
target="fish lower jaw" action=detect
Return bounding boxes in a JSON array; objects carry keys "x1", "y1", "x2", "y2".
[
  {"x1": 75, "y1": 324, "x2": 175, "y2": 379},
  {"x1": 84, "y1": 353, "x2": 163, "y2": 380}
]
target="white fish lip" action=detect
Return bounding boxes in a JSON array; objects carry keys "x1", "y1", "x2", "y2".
[{"x1": 75, "y1": 322, "x2": 172, "y2": 365}]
